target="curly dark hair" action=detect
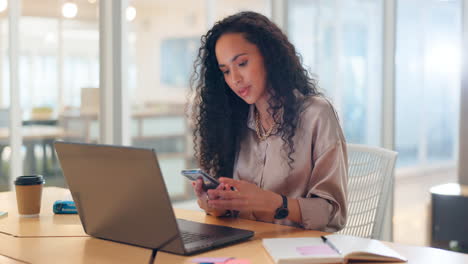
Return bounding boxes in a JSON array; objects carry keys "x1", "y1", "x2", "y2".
[{"x1": 190, "y1": 11, "x2": 321, "y2": 178}]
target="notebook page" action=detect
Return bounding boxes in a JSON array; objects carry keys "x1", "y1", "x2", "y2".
[
  {"x1": 263, "y1": 237, "x2": 342, "y2": 264},
  {"x1": 327, "y1": 235, "x2": 406, "y2": 261}
]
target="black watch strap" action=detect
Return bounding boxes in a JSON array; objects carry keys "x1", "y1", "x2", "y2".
[
  {"x1": 281, "y1": 195, "x2": 288, "y2": 208},
  {"x1": 274, "y1": 195, "x2": 289, "y2": 219}
]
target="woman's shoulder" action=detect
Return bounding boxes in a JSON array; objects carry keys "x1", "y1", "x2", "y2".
[
  {"x1": 299, "y1": 96, "x2": 346, "y2": 153},
  {"x1": 300, "y1": 95, "x2": 339, "y2": 121}
]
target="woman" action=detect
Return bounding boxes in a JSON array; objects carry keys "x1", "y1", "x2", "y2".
[{"x1": 190, "y1": 11, "x2": 347, "y2": 232}]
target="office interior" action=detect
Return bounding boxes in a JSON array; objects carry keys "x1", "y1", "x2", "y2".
[{"x1": 0, "y1": 0, "x2": 467, "y2": 253}]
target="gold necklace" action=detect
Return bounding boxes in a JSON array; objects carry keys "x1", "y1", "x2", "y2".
[{"x1": 255, "y1": 110, "x2": 276, "y2": 141}]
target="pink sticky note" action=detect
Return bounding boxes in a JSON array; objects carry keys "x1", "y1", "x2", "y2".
[
  {"x1": 223, "y1": 259, "x2": 251, "y2": 264},
  {"x1": 296, "y1": 245, "x2": 339, "y2": 256}
]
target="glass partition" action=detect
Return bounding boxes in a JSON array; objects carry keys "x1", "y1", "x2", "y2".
[
  {"x1": 2, "y1": 1, "x2": 101, "y2": 189},
  {"x1": 0, "y1": 12, "x2": 9, "y2": 191},
  {"x1": 288, "y1": 0, "x2": 383, "y2": 146},
  {"x1": 395, "y1": 0, "x2": 461, "y2": 167}
]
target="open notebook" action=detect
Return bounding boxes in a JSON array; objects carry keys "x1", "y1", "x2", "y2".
[{"x1": 262, "y1": 234, "x2": 407, "y2": 264}]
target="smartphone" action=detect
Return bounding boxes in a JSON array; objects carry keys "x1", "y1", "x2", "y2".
[{"x1": 181, "y1": 169, "x2": 219, "y2": 190}]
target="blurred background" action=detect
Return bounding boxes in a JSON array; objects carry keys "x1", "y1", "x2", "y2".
[{"x1": 0, "y1": 0, "x2": 464, "y2": 250}]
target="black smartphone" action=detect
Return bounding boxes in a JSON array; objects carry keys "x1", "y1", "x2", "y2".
[{"x1": 181, "y1": 169, "x2": 220, "y2": 190}]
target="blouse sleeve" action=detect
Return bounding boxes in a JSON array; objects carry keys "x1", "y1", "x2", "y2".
[
  {"x1": 297, "y1": 140, "x2": 348, "y2": 232},
  {"x1": 296, "y1": 98, "x2": 348, "y2": 232}
]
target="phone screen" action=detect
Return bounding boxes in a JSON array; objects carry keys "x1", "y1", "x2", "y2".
[{"x1": 181, "y1": 169, "x2": 219, "y2": 190}]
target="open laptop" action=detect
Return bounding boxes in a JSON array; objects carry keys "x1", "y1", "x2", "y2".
[{"x1": 54, "y1": 141, "x2": 254, "y2": 255}]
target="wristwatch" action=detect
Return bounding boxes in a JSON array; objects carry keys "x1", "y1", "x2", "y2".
[{"x1": 274, "y1": 195, "x2": 289, "y2": 219}]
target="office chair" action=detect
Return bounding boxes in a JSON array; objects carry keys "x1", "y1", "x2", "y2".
[{"x1": 338, "y1": 143, "x2": 397, "y2": 239}]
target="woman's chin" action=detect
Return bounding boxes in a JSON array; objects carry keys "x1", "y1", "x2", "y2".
[
  {"x1": 239, "y1": 95, "x2": 256, "y2": 105},
  {"x1": 242, "y1": 98, "x2": 255, "y2": 105}
]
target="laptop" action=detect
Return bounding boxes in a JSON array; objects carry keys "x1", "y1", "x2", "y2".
[{"x1": 54, "y1": 141, "x2": 254, "y2": 255}]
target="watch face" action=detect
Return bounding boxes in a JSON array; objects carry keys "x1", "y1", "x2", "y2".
[{"x1": 274, "y1": 208, "x2": 289, "y2": 219}]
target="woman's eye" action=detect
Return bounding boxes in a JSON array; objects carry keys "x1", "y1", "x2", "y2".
[
  {"x1": 222, "y1": 70, "x2": 230, "y2": 75},
  {"x1": 239, "y1": 60, "x2": 248, "y2": 67}
]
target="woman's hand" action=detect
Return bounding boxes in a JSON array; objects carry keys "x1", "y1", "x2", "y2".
[
  {"x1": 206, "y1": 177, "x2": 282, "y2": 220},
  {"x1": 191, "y1": 178, "x2": 228, "y2": 217}
]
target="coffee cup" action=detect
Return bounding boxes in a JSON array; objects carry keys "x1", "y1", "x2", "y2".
[{"x1": 14, "y1": 175, "x2": 45, "y2": 217}]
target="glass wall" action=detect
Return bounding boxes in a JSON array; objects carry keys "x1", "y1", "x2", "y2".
[
  {"x1": 0, "y1": 0, "x2": 100, "y2": 190},
  {"x1": 126, "y1": 0, "x2": 270, "y2": 201},
  {"x1": 395, "y1": 0, "x2": 461, "y2": 167},
  {"x1": 0, "y1": 9, "x2": 9, "y2": 191},
  {"x1": 288, "y1": 0, "x2": 383, "y2": 147},
  {"x1": 289, "y1": 0, "x2": 462, "y2": 169}
]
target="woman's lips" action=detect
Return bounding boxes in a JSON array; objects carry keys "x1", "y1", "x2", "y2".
[{"x1": 238, "y1": 85, "x2": 250, "y2": 97}]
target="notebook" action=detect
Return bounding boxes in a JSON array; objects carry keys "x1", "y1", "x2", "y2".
[{"x1": 262, "y1": 234, "x2": 407, "y2": 264}]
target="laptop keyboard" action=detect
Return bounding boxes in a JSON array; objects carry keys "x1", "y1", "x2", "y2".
[{"x1": 181, "y1": 231, "x2": 211, "y2": 244}]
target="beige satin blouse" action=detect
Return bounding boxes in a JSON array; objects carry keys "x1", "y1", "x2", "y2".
[{"x1": 233, "y1": 96, "x2": 348, "y2": 232}]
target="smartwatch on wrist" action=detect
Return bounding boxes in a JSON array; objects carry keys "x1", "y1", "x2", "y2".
[{"x1": 274, "y1": 194, "x2": 289, "y2": 219}]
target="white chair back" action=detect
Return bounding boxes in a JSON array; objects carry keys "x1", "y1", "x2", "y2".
[{"x1": 338, "y1": 143, "x2": 397, "y2": 239}]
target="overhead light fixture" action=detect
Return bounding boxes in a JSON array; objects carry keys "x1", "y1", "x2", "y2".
[
  {"x1": 62, "y1": 1, "x2": 78, "y2": 19},
  {"x1": 0, "y1": 0, "x2": 7, "y2": 13},
  {"x1": 126, "y1": 5, "x2": 136, "y2": 22}
]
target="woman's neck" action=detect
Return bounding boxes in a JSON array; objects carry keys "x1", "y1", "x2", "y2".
[{"x1": 255, "y1": 99, "x2": 274, "y2": 131}]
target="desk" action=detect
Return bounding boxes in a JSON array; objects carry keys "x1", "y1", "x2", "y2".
[
  {"x1": 0, "y1": 187, "x2": 85, "y2": 237},
  {"x1": 0, "y1": 126, "x2": 74, "y2": 175},
  {"x1": 22, "y1": 119, "x2": 58, "y2": 126},
  {"x1": 0, "y1": 126, "x2": 67, "y2": 141},
  {"x1": 1, "y1": 187, "x2": 468, "y2": 263},
  {"x1": 0, "y1": 234, "x2": 152, "y2": 264}
]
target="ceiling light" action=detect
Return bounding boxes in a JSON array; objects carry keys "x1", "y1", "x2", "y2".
[
  {"x1": 62, "y1": 2, "x2": 78, "y2": 19},
  {"x1": 126, "y1": 6, "x2": 136, "y2": 22},
  {"x1": 0, "y1": 0, "x2": 7, "y2": 13}
]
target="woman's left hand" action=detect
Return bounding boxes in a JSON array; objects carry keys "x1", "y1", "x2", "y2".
[{"x1": 206, "y1": 177, "x2": 280, "y2": 214}]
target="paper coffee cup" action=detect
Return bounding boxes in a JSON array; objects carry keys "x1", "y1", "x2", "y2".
[{"x1": 14, "y1": 175, "x2": 45, "y2": 217}]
